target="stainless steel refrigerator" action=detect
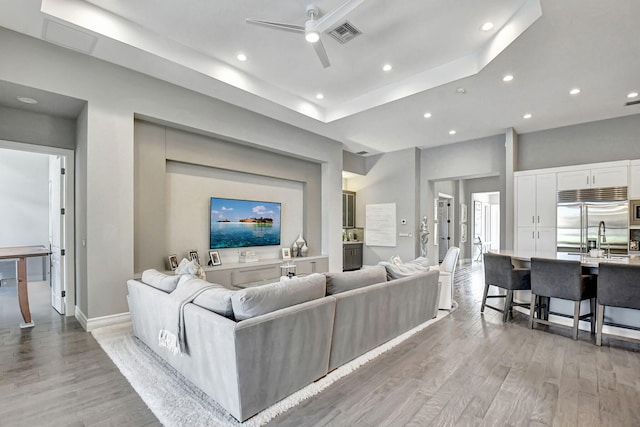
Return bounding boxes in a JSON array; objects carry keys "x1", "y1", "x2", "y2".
[{"x1": 557, "y1": 200, "x2": 629, "y2": 254}]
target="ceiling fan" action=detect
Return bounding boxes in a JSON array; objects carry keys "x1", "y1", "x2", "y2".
[{"x1": 245, "y1": 0, "x2": 365, "y2": 68}]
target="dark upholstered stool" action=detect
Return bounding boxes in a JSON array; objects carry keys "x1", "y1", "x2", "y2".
[
  {"x1": 529, "y1": 258, "x2": 596, "y2": 340},
  {"x1": 596, "y1": 263, "x2": 640, "y2": 346},
  {"x1": 482, "y1": 252, "x2": 531, "y2": 322}
]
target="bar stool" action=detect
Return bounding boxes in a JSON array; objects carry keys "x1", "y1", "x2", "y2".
[
  {"x1": 529, "y1": 258, "x2": 596, "y2": 340},
  {"x1": 596, "y1": 263, "x2": 640, "y2": 346},
  {"x1": 482, "y1": 252, "x2": 531, "y2": 322}
]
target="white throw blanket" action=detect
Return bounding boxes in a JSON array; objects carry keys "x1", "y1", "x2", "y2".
[{"x1": 158, "y1": 277, "x2": 217, "y2": 355}]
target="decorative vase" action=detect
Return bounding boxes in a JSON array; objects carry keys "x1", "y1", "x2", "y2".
[
  {"x1": 291, "y1": 241, "x2": 299, "y2": 257},
  {"x1": 296, "y1": 234, "x2": 306, "y2": 249},
  {"x1": 300, "y1": 242, "x2": 309, "y2": 257}
]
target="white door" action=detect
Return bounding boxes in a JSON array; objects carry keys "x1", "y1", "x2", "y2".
[
  {"x1": 438, "y1": 199, "x2": 451, "y2": 261},
  {"x1": 49, "y1": 155, "x2": 66, "y2": 315}
]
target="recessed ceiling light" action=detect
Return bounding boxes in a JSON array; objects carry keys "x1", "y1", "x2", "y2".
[
  {"x1": 316, "y1": 93, "x2": 324, "y2": 100},
  {"x1": 382, "y1": 64, "x2": 392, "y2": 72},
  {"x1": 236, "y1": 53, "x2": 247, "y2": 61},
  {"x1": 627, "y1": 91, "x2": 639, "y2": 98},
  {"x1": 449, "y1": 130, "x2": 456, "y2": 135},
  {"x1": 17, "y1": 96, "x2": 38, "y2": 104},
  {"x1": 502, "y1": 74, "x2": 514, "y2": 82},
  {"x1": 423, "y1": 112, "x2": 432, "y2": 119},
  {"x1": 482, "y1": 22, "x2": 494, "y2": 31},
  {"x1": 569, "y1": 88, "x2": 581, "y2": 95},
  {"x1": 523, "y1": 113, "x2": 532, "y2": 119},
  {"x1": 456, "y1": 87, "x2": 466, "y2": 94}
]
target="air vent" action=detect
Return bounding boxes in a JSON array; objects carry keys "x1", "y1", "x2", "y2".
[
  {"x1": 557, "y1": 186, "x2": 627, "y2": 203},
  {"x1": 625, "y1": 99, "x2": 640, "y2": 107},
  {"x1": 356, "y1": 151, "x2": 369, "y2": 155},
  {"x1": 327, "y1": 21, "x2": 362, "y2": 44}
]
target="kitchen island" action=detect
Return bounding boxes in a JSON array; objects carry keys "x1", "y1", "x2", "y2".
[{"x1": 489, "y1": 250, "x2": 640, "y2": 340}]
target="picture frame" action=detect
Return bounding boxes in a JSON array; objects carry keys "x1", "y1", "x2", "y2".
[
  {"x1": 630, "y1": 199, "x2": 640, "y2": 226},
  {"x1": 168, "y1": 254, "x2": 178, "y2": 271},
  {"x1": 460, "y1": 223, "x2": 467, "y2": 243},
  {"x1": 188, "y1": 250, "x2": 200, "y2": 265},
  {"x1": 460, "y1": 203, "x2": 467, "y2": 223},
  {"x1": 282, "y1": 247, "x2": 291, "y2": 260},
  {"x1": 209, "y1": 250, "x2": 222, "y2": 266}
]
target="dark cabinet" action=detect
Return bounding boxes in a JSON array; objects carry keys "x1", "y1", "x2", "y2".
[
  {"x1": 342, "y1": 191, "x2": 356, "y2": 228},
  {"x1": 343, "y1": 243, "x2": 363, "y2": 271}
]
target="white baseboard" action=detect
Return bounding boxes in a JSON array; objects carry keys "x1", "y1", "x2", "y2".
[{"x1": 75, "y1": 306, "x2": 131, "y2": 331}]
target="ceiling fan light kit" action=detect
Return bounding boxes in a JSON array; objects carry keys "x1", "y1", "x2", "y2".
[{"x1": 245, "y1": 0, "x2": 365, "y2": 68}]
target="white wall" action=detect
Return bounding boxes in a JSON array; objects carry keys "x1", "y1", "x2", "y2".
[{"x1": 0, "y1": 147, "x2": 49, "y2": 279}]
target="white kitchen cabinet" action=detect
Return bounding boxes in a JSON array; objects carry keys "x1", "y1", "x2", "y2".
[
  {"x1": 515, "y1": 173, "x2": 556, "y2": 227},
  {"x1": 630, "y1": 163, "x2": 640, "y2": 198},
  {"x1": 557, "y1": 165, "x2": 628, "y2": 191},
  {"x1": 516, "y1": 227, "x2": 556, "y2": 256},
  {"x1": 515, "y1": 172, "x2": 557, "y2": 255}
]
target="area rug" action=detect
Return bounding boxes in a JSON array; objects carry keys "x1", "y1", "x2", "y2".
[{"x1": 92, "y1": 302, "x2": 456, "y2": 427}]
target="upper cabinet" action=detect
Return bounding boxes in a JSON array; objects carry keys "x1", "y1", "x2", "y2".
[
  {"x1": 515, "y1": 172, "x2": 557, "y2": 255},
  {"x1": 516, "y1": 173, "x2": 556, "y2": 228},
  {"x1": 630, "y1": 161, "x2": 640, "y2": 198},
  {"x1": 342, "y1": 191, "x2": 356, "y2": 228},
  {"x1": 557, "y1": 165, "x2": 628, "y2": 191}
]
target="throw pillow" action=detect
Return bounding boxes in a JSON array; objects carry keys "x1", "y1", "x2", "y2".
[
  {"x1": 231, "y1": 273, "x2": 326, "y2": 321},
  {"x1": 141, "y1": 269, "x2": 181, "y2": 293},
  {"x1": 379, "y1": 261, "x2": 429, "y2": 280},
  {"x1": 324, "y1": 265, "x2": 387, "y2": 295},
  {"x1": 189, "y1": 278, "x2": 236, "y2": 319},
  {"x1": 175, "y1": 258, "x2": 206, "y2": 280}
]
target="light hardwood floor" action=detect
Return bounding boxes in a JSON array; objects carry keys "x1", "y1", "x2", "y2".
[{"x1": 2, "y1": 262, "x2": 639, "y2": 426}]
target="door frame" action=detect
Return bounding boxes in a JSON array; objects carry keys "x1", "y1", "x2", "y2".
[{"x1": 0, "y1": 139, "x2": 75, "y2": 317}]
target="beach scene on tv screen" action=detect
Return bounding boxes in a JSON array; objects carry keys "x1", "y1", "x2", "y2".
[{"x1": 210, "y1": 198, "x2": 281, "y2": 249}]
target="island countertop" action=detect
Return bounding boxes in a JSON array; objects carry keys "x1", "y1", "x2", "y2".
[{"x1": 490, "y1": 250, "x2": 640, "y2": 268}]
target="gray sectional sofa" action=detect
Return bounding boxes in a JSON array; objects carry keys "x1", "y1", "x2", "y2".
[{"x1": 127, "y1": 264, "x2": 440, "y2": 422}]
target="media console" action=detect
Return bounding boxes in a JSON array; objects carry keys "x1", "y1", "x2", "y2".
[{"x1": 203, "y1": 255, "x2": 328, "y2": 288}]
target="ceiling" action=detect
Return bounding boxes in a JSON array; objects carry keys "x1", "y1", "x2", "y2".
[{"x1": 0, "y1": 0, "x2": 639, "y2": 155}]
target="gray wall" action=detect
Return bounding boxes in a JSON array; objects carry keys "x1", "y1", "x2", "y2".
[
  {"x1": 421, "y1": 134, "x2": 506, "y2": 264},
  {"x1": 135, "y1": 121, "x2": 322, "y2": 273},
  {"x1": 0, "y1": 27, "x2": 343, "y2": 323},
  {"x1": 343, "y1": 150, "x2": 367, "y2": 175},
  {"x1": 0, "y1": 106, "x2": 76, "y2": 149},
  {"x1": 346, "y1": 148, "x2": 420, "y2": 265},
  {"x1": 518, "y1": 114, "x2": 640, "y2": 171}
]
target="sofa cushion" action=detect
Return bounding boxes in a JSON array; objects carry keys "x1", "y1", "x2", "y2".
[
  {"x1": 140, "y1": 269, "x2": 181, "y2": 293},
  {"x1": 231, "y1": 273, "x2": 326, "y2": 321},
  {"x1": 191, "y1": 279, "x2": 236, "y2": 319},
  {"x1": 324, "y1": 265, "x2": 387, "y2": 295}
]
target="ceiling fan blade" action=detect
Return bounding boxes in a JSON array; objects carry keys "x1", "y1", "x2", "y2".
[
  {"x1": 312, "y1": 38, "x2": 331, "y2": 68},
  {"x1": 313, "y1": 0, "x2": 366, "y2": 33},
  {"x1": 245, "y1": 18, "x2": 305, "y2": 34}
]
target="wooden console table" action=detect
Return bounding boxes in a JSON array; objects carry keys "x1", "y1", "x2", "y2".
[{"x1": 0, "y1": 245, "x2": 51, "y2": 328}]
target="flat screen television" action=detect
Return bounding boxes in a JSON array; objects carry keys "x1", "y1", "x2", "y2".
[{"x1": 210, "y1": 197, "x2": 281, "y2": 249}]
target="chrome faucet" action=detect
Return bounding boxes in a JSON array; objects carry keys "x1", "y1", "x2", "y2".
[{"x1": 597, "y1": 221, "x2": 606, "y2": 251}]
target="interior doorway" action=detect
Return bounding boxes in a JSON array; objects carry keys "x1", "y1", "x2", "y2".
[
  {"x1": 0, "y1": 140, "x2": 75, "y2": 320},
  {"x1": 472, "y1": 191, "x2": 500, "y2": 261}
]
